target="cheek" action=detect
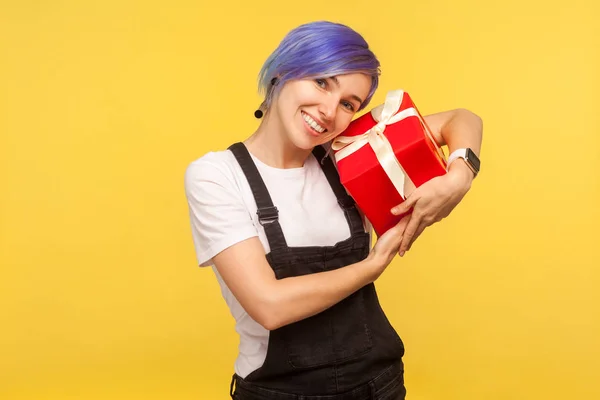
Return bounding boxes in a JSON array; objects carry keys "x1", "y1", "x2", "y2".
[
  {"x1": 335, "y1": 113, "x2": 355, "y2": 134},
  {"x1": 275, "y1": 95, "x2": 298, "y2": 121}
]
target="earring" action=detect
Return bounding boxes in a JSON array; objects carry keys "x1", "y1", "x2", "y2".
[{"x1": 255, "y1": 82, "x2": 275, "y2": 119}]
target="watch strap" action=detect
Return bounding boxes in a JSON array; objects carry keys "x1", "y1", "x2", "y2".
[{"x1": 446, "y1": 148, "x2": 479, "y2": 177}]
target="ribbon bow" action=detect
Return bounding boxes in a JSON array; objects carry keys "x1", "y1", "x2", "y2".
[{"x1": 331, "y1": 90, "x2": 421, "y2": 199}]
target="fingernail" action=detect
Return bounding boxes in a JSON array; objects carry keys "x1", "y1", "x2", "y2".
[
  {"x1": 391, "y1": 208, "x2": 398, "y2": 215},
  {"x1": 399, "y1": 251, "x2": 405, "y2": 257}
]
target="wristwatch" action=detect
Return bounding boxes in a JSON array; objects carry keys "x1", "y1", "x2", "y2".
[{"x1": 446, "y1": 148, "x2": 480, "y2": 177}]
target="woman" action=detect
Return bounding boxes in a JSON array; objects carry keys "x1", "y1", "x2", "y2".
[{"x1": 185, "y1": 21, "x2": 482, "y2": 400}]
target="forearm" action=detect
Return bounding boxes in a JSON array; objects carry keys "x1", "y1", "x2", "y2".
[
  {"x1": 441, "y1": 108, "x2": 483, "y2": 156},
  {"x1": 262, "y1": 257, "x2": 379, "y2": 330},
  {"x1": 441, "y1": 109, "x2": 483, "y2": 186}
]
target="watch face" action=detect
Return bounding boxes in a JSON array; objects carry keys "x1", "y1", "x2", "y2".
[{"x1": 466, "y1": 148, "x2": 481, "y2": 172}]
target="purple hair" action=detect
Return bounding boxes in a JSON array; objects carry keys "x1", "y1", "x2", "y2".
[{"x1": 257, "y1": 21, "x2": 381, "y2": 112}]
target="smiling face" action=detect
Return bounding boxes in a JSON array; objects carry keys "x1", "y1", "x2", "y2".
[{"x1": 271, "y1": 73, "x2": 372, "y2": 150}]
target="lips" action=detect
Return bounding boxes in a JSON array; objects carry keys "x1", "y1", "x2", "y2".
[{"x1": 301, "y1": 111, "x2": 327, "y2": 133}]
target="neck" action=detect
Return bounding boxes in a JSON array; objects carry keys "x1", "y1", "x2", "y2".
[{"x1": 244, "y1": 111, "x2": 312, "y2": 169}]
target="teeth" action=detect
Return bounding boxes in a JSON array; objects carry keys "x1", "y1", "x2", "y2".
[{"x1": 302, "y1": 112, "x2": 325, "y2": 133}]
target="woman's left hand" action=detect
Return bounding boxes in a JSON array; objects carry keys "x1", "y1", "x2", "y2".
[{"x1": 390, "y1": 164, "x2": 474, "y2": 256}]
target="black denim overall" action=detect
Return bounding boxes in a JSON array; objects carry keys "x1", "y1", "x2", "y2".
[{"x1": 228, "y1": 143, "x2": 406, "y2": 400}]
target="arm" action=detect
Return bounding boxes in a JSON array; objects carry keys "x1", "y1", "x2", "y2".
[
  {"x1": 213, "y1": 217, "x2": 410, "y2": 331},
  {"x1": 423, "y1": 108, "x2": 483, "y2": 188},
  {"x1": 391, "y1": 108, "x2": 484, "y2": 254},
  {"x1": 185, "y1": 155, "x2": 404, "y2": 331},
  {"x1": 213, "y1": 237, "x2": 381, "y2": 331}
]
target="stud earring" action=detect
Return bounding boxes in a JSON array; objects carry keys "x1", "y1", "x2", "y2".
[{"x1": 254, "y1": 109, "x2": 263, "y2": 119}]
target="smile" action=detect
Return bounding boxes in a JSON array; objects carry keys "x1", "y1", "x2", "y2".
[{"x1": 301, "y1": 111, "x2": 327, "y2": 133}]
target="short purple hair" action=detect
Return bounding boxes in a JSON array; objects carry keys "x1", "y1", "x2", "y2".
[{"x1": 257, "y1": 21, "x2": 381, "y2": 112}]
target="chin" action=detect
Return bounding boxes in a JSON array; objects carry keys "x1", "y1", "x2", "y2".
[
  {"x1": 289, "y1": 133, "x2": 318, "y2": 151},
  {"x1": 298, "y1": 128, "x2": 336, "y2": 149},
  {"x1": 293, "y1": 126, "x2": 332, "y2": 151}
]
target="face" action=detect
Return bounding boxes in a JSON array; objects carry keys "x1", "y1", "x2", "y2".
[{"x1": 271, "y1": 73, "x2": 372, "y2": 150}]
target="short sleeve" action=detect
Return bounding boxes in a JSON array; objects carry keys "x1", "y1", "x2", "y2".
[{"x1": 184, "y1": 157, "x2": 258, "y2": 267}]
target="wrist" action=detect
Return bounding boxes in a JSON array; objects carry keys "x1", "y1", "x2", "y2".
[
  {"x1": 446, "y1": 147, "x2": 480, "y2": 181},
  {"x1": 362, "y1": 254, "x2": 384, "y2": 283},
  {"x1": 366, "y1": 250, "x2": 391, "y2": 281},
  {"x1": 447, "y1": 158, "x2": 474, "y2": 191}
]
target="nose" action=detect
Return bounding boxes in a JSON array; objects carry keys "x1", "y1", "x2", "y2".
[{"x1": 318, "y1": 95, "x2": 337, "y2": 122}]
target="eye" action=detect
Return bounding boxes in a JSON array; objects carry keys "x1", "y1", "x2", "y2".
[
  {"x1": 341, "y1": 101, "x2": 355, "y2": 111},
  {"x1": 315, "y1": 78, "x2": 327, "y2": 88}
]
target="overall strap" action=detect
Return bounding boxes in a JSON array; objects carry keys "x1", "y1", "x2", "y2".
[
  {"x1": 228, "y1": 142, "x2": 288, "y2": 250},
  {"x1": 312, "y1": 145, "x2": 366, "y2": 237}
]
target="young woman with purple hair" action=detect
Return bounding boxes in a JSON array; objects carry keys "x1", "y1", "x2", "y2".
[{"x1": 185, "y1": 21, "x2": 482, "y2": 399}]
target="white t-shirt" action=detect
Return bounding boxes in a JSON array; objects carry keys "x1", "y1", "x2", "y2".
[{"x1": 184, "y1": 146, "x2": 371, "y2": 378}]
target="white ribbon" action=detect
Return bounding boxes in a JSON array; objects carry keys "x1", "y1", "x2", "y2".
[{"x1": 331, "y1": 89, "x2": 443, "y2": 199}]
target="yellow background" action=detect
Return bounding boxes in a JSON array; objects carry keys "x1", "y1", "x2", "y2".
[{"x1": 1, "y1": 0, "x2": 599, "y2": 399}]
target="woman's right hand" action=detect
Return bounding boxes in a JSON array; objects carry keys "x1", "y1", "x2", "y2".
[{"x1": 366, "y1": 215, "x2": 410, "y2": 278}]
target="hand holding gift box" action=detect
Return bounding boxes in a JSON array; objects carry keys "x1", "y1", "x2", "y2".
[{"x1": 331, "y1": 89, "x2": 448, "y2": 238}]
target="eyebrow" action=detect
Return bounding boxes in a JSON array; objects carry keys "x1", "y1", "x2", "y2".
[{"x1": 330, "y1": 76, "x2": 364, "y2": 105}]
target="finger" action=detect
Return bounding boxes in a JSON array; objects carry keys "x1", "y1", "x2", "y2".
[
  {"x1": 391, "y1": 192, "x2": 420, "y2": 216},
  {"x1": 394, "y1": 214, "x2": 412, "y2": 250},
  {"x1": 398, "y1": 212, "x2": 421, "y2": 256},
  {"x1": 407, "y1": 222, "x2": 428, "y2": 251},
  {"x1": 395, "y1": 214, "x2": 412, "y2": 234}
]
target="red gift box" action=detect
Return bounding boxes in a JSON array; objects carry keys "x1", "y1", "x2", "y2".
[{"x1": 331, "y1": 90, "x2": 447, "y2": 237}]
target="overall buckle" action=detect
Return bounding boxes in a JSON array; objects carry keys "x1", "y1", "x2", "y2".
[{"x1": 257, "y1": 206, "x2": 279, "y2": 225}]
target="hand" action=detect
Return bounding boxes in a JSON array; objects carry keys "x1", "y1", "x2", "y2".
[
  {"x1": 390, "y1": 164, "x2": 474, "y2": 256},
  {"x1": 366, "y1": 219, "x2": 409, "y2": 278}
]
